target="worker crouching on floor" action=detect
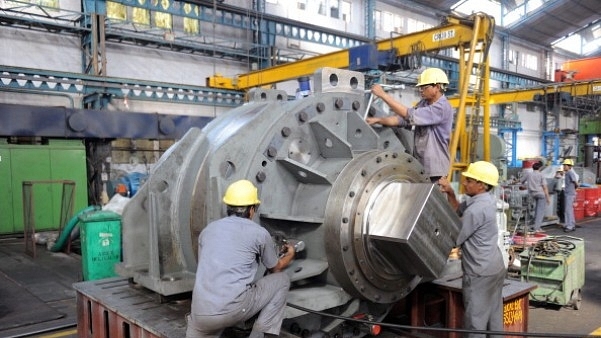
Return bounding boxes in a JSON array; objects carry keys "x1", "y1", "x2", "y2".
[
  {"x1": 186, "y1": 179, "x2": 295, "y2": 338},
  {"x1": 439, "y1": 161, "x2": 506, "y2": 338}
]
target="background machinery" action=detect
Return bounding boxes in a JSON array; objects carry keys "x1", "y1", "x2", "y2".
[{"x1": 115, "y1": 67, "x2": 461, "y2": 336}]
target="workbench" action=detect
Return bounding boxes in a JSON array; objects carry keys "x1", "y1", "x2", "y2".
[{"x1": 409, "y1": 276, "x2": 536, "y2": 338}]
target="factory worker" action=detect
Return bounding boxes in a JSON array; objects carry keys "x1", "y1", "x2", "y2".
[
  {"x1": 366, "y1": 67, "x2": 453, "y2": 183},
  {"x1": 186, "y1": 180, "x2": 295, "y2": 338},
  {"x1": 562, "y1": 159, "x2": 579, "y2": 232},
  {"x1": 438, "y1": 161, "x2": 506, "y2": 338},
  {"x1": 553, "y1": 168, "x2": 565, "y2": 223},
  {"x1": 520, "y1": 161, "x2": 550, "y2": 233}
]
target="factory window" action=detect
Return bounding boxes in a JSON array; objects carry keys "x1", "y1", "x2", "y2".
[
  {"x1": 330, "y1": 0, "x2": 340, "y2": 18},
  {"x1": 154, "y1": 11, "x2": 172, "y2": 30},
  {"x1": 508, "y1": 49, "x2": 517, "y2": 64},
  {"x1": 523, "y1": 53, "x2": 538, "y2": 71},
  {"x1": 107, "y1": 1, "x2": 127, "y2": 21},
  {"x1": 318, "y1": 1, "x2": 327, "y2": 15},
  {"x1": 133, "y1": 7, "x2": 151, "y2": 25},
  {"x1": 297, "y1": 2, "x2": 306, "y2": 10},
  {"x1": 37, "y1": 0, "x2": 59, "y2": 8},
  {"x1": 393, "y1": 14, "x2": 403, "y2": 34},
  {"x1": 375, "y1": 10, "x2": 381, "y2": 30},
  {"x1": 407, "y1": 18, "x2": 431, "y2": 34},
  {"x1": 341, "y1": 0, "x2": 350, "y2": 22},
  {"x1": 381, "y1": 12, "x2": 394, "y2": 32},
  {"x1": 183, "y1": 3, "x2": 199, "y2": 35}
]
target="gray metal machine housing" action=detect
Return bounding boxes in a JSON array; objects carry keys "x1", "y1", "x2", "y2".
[{"x1": 117, "y1": 67, "x2": 461, "y2": 332}]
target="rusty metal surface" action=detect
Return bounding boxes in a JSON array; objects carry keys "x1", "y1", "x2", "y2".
[{"x1": 74, "y1": 277, "x2": 188, "y2": 338}]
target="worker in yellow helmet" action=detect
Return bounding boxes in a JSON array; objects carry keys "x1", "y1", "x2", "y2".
[
  {"x1": 186, "y1": 180, "x2": 295, "y2": 338},
  {"x1": 562, "y1": 158, "x2": 579, "y2": 232},
  {"x1": 366, "y1": 67, "x2": 453, "y2": 183},
  {"x1": 438, "y1": 161, "x2": 506, "y2": 338}
]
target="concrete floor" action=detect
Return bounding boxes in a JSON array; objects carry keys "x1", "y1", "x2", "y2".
[
  {"x1": 0, "y1": 217, "x2": 600, "y2": 338},
  {"x1": 525, "y1": 217, "x2": 601, "y2": 337}
]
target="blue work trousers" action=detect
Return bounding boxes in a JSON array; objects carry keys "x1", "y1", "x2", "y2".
[
  {"x1": 532, "y1": 195, "x2": 547, "y2": 231},
  {"x1": 564, "y1": 193, "x2": 576, "y2": 230}
]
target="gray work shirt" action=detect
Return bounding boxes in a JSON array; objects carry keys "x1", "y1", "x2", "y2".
[
  {"x1": 564, "y1": 169, "x2": 578, "y2": 196},
  {"x1": 191, "y1": 216, "x2": 279, "y2": 316},
  {"x1": 521, "y1": 170, "x2": 546, "y2": 198},
  {"x1": 396, "y1": 95, "x2": 453, "y2": 177},
  {"x1": 456, "y1": 192, "x2": 505, "y2": 276}
]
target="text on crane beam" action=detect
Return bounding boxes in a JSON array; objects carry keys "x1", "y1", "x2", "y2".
[{"x1": 433, "y1": 29, "x2": 455, "y2": 42}]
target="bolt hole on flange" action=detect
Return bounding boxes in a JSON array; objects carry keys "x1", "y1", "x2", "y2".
[
  {"x1": 350, "y1": 76, "x2": 358, "y2": 89},
  {"x1": 329, "y1": 73, "x2": 338, "y2": 86},
  {"x1": 154, "y1": 180, "x2": 169, "y2": 193}
]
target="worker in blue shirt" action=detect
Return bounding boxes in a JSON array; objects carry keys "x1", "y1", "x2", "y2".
[
  {"x1": 439, "y1": 161, "x2": 506, "y2": 338},
  {"x1": 366, "y1": 67, "x2": 453, "y2": 183}
]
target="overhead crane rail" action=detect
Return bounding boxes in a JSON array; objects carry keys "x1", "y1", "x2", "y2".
[
  {"x1": 206, "y1": 14, "x2": 495, "y2": 91},
  {"x1": 447, "y1": 80, "x2": 601, "y2": 107},
  {"x1": 205, "y1": 13, "x2": 496, "y2": 182}
]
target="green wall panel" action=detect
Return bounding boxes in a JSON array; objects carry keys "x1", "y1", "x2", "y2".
[
  {"x1": 0, "y1": 144, "x2": 14, "y2": 234},
  {"x1": 0, "y1": 140, "x2": 88, "y2": 234},
  {"x1": 12, "y1": 147, "x2": 52, "y2": 233}
]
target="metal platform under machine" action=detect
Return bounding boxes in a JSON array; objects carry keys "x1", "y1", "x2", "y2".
[{"x1": 74, "y1": 278, "x2": 189, "y2": 338}]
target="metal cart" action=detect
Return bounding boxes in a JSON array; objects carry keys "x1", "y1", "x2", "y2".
[{"x1": 519, "y1": 236, "x2": 585, "y2": 309}]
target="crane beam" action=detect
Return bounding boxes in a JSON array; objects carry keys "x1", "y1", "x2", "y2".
[
  {"x1": 447, "y1": 80, "x2": 601, "y2": 107},
  {"x1": 206, "y1": 14, "x2": 495, "y2": 90}
]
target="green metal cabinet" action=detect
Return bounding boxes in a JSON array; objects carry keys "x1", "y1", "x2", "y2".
[
  {"x1": 0, "y1": 139, "x2": 88, "y2": 234},
  {"x1": 520, "y1": 237, "x2": 585, "y2": 309}
]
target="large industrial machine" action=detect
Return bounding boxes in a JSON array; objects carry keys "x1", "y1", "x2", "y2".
[{"x1": 115, "y1": 67, "x2": 461, "y2": 336}]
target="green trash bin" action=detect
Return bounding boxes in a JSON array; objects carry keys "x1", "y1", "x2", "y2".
[{"x1": 79, "y1": 210, "x2": 122, "y2": 281}]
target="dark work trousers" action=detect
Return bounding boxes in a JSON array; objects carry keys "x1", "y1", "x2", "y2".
[{"x1": 557, "y1": 190, "x2": 565, "y2": 223}]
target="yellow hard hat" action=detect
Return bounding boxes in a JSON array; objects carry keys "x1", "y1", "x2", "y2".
[
  {"x1": 462, "y1": 161, "x2": 499, "y2": 186},
  {"x1": 222, "y1": 180, "x2": 261, "y2": 206},
  {"x1": 416, "y1": 68, "x2": 449, "y2": 86},
  {"x1": 562, "y1": 159, "x2": 574, "y2": 166}
]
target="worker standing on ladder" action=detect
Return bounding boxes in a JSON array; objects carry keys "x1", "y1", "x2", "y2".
[{"x1": 366, "y1": 67, "x2": 453, "y2": 183}]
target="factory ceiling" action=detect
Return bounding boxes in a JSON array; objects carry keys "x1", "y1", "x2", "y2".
[{"x1": 392, "y1": 0, "x2": 601, "y2": 58}]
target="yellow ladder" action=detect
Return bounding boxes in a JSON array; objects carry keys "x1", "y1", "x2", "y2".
[{"x1": 448, "y1": 13, "x2": 495, "y2": 182}]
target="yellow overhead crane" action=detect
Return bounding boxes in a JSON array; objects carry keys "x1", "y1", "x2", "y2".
[
  {"x1": 447, "y1": 79, "x2": 601, "y2": 167},
  {"x1": 447, "y1": 80, "x2": 601, "y2": 107},
  {"x1": 207, "y1": 12, "x2": 496, "y2": 182}
]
